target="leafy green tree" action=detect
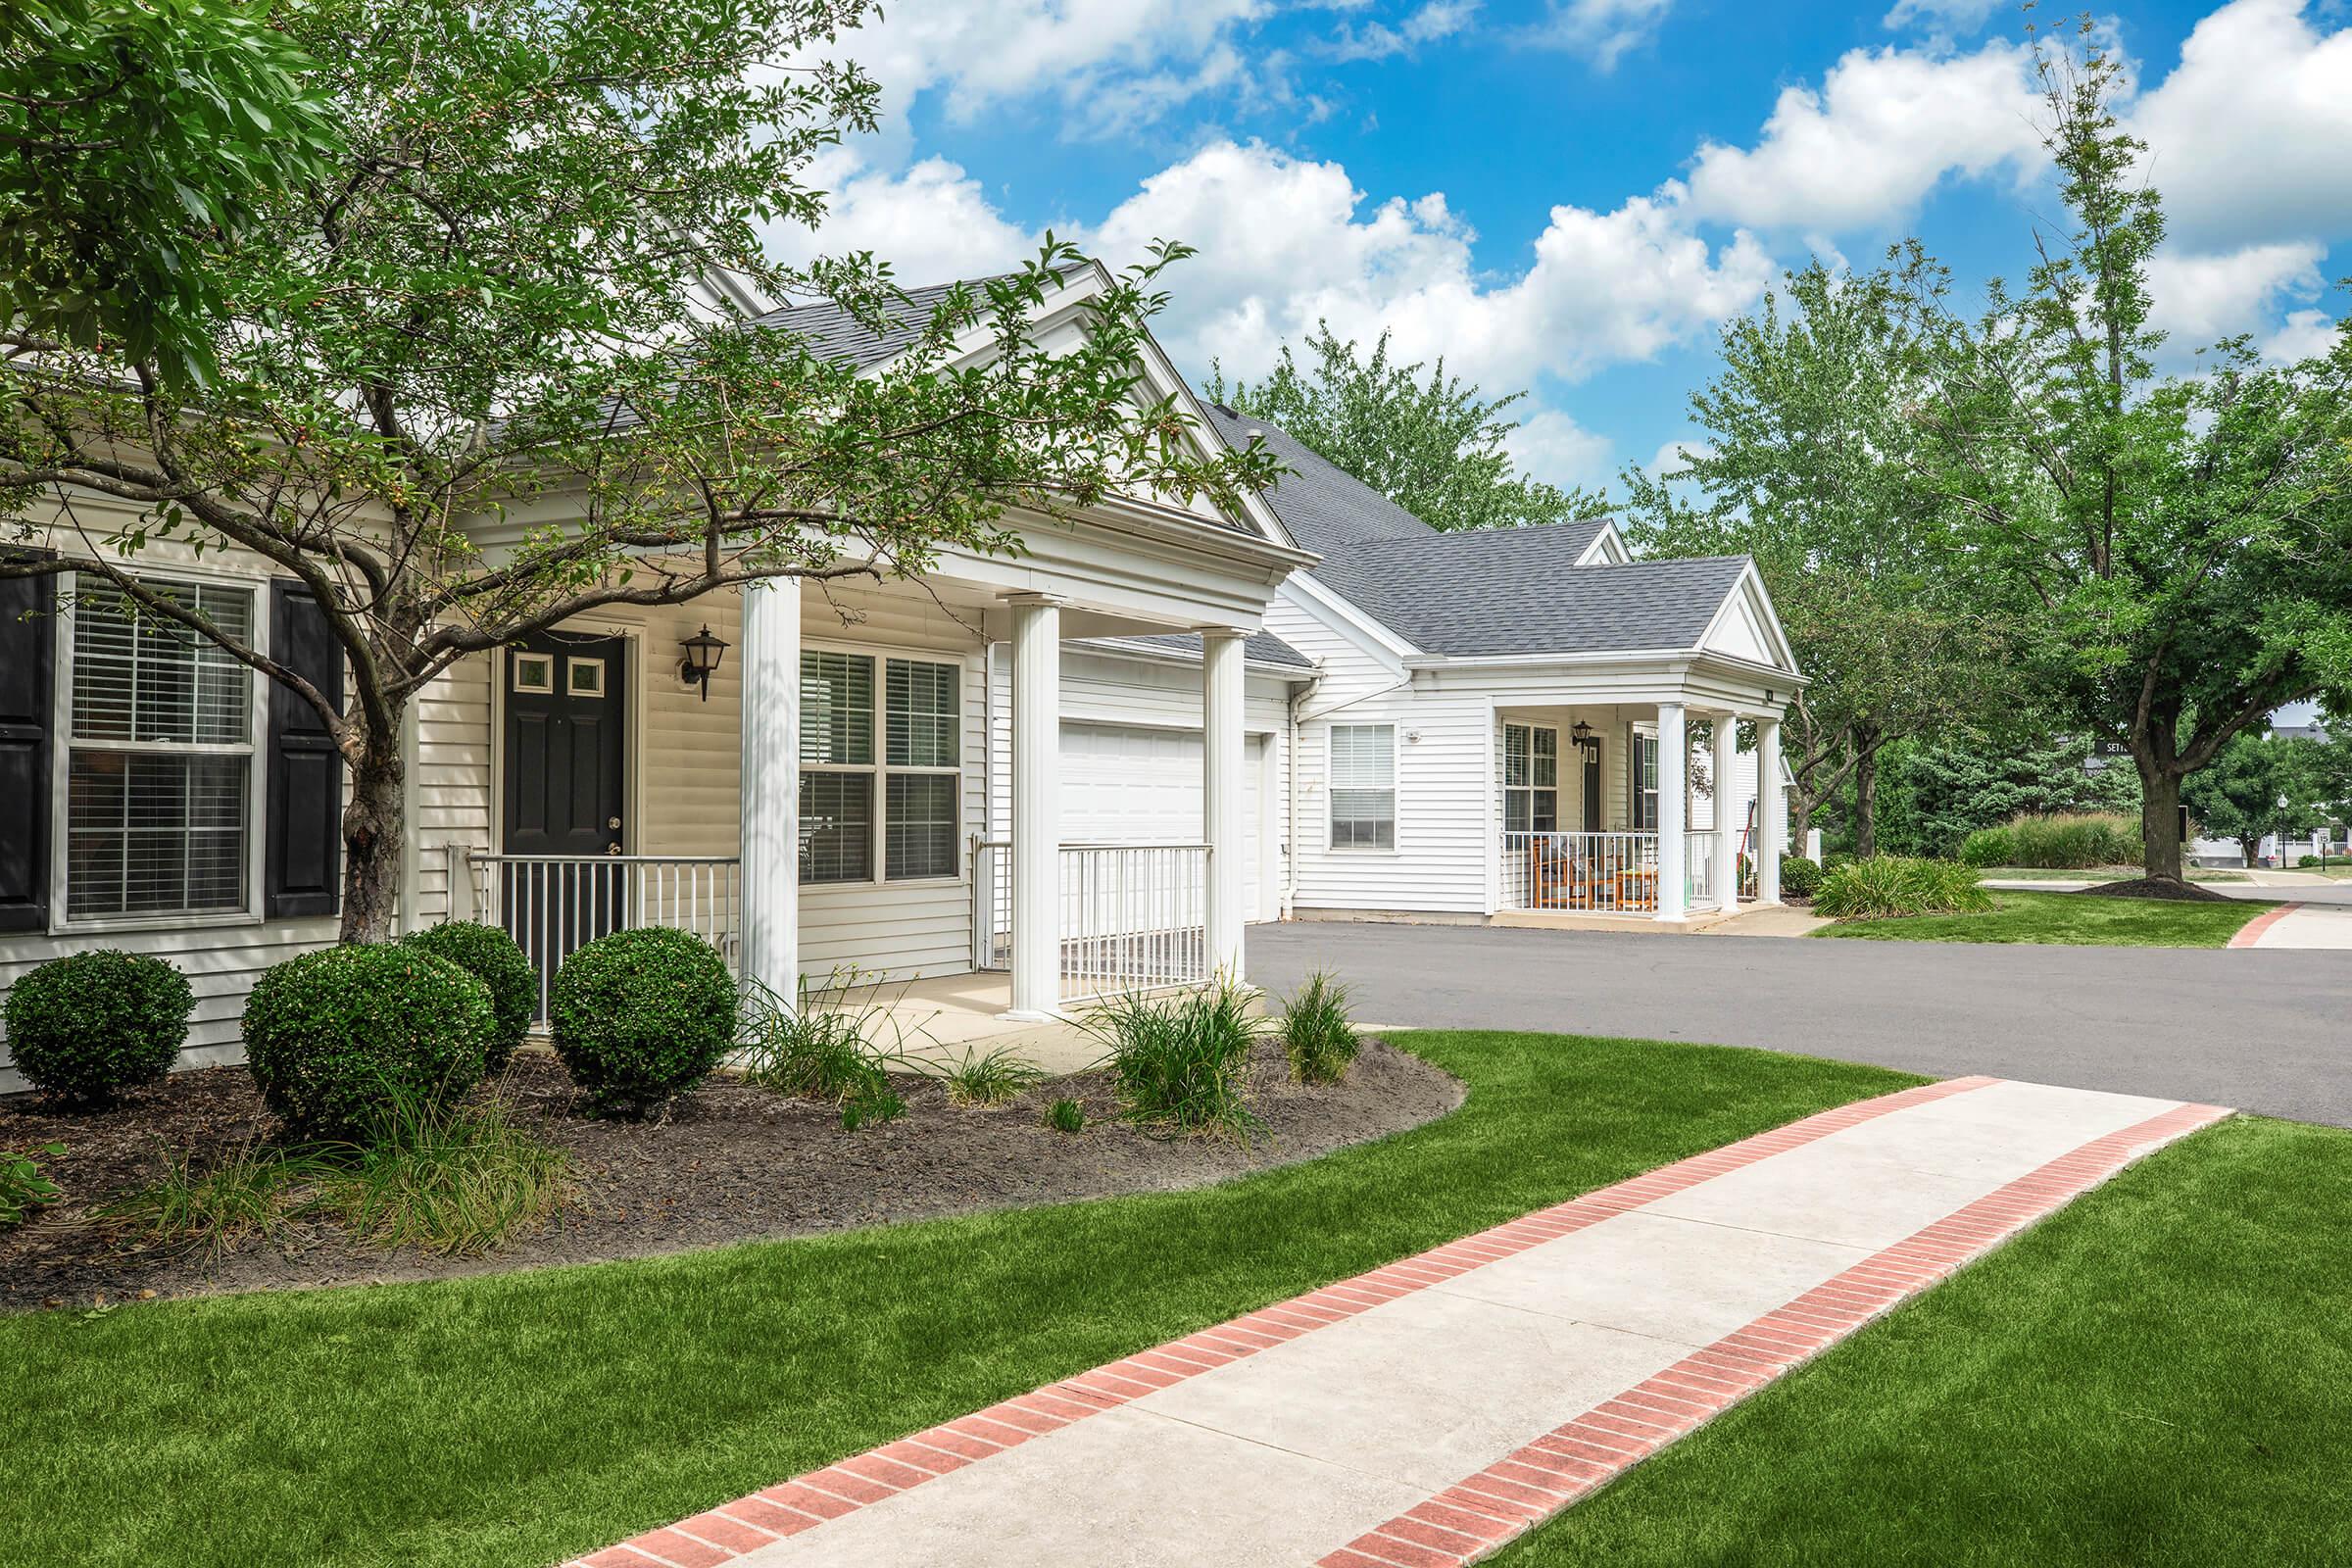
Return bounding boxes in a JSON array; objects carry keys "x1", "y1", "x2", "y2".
[
  {"x1": 1868, "y1": 732, "x2": 2139, "y2": 858},
  {"x1": 1896, "y1": 28, "x2": 2352, "y2": 886},
  {"x1": 2184, "y1": 733, "x2": 2330, "y2": 868},
  {"x1": 1, "y1": 0, "x2": 343, "y2": 386},
  {"x1": 1203, "y1": 321, "x2": 1605, "y2": 530},
  {"x1": 1618, "y1": 263, "x2": 2027, "y2": 853},
  {"x1": 0, "y1": 0, "x2": 1273, "y2": 943}
]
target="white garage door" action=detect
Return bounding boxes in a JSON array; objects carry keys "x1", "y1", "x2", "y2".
[{"x1": 1059, "y1": 721, "x2": 1270, "y2": 920}]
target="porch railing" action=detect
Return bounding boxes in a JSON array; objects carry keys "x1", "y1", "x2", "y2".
[
  {"x1": 1685, "y1": 830, "x2": 1717, "y2": 910},
  {"x1": 1500, "y1": 831, "x2": 1660, "y2": 912},
  {"x1": 465, "y1": 853, "x2": 742, "y2": 1027},
  {"x1": 972, "y1": 838, "x2": 1211, "y2": 1003}
]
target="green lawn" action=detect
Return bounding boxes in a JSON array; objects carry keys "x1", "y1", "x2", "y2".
[
  {"x1": 0, "y1": 1032, "x2": 1914, "y2": 1568},
  {"x1": 1498, "y1": 1114, "x2": 2352, "y2": 1566},
  {"x1": 1971, "y1": 864, "x2": 2249, "y2": 883},
  {"x1": 1813, "y1": 890, "x2": 2270, "y2": 947}
]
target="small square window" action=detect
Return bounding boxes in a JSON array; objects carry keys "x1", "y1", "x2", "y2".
[
  {"x1": 514, "y1": 653, "x2": 554, "y2": 693},
  {"x1": 566, "y1": 657, "x2": 605, "y2": 698}
]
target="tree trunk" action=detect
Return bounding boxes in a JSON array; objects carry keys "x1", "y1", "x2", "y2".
[
  {"x1": 2238, "y1": 834, "x2": 2263, "y2": 871},
  {"x1": 2137, "y1": 760, "x2": 2185, "y2": 884},
  {"x1": 1854, "y1": 738, "x2": 1880, "y2": 858},
  {"x1": 340, "y1": 734, "x2": 406, "y2": 944}
]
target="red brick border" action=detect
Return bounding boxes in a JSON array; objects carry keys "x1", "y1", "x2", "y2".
[
  {"x1": 556, "y1": 1076, "x2": 1997, "y2": 1567},
  {"x1": 2227, "y1": 901, "x2": 2302, "y2": 948},
  {"x1": 1319, "y1": 1097, "x2": 2230, "y2": 1568}
]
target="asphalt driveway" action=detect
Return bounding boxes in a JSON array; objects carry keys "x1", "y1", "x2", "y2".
[{"x1": 1250, "y1": 920, "x2": 2352, "y2": 1128}]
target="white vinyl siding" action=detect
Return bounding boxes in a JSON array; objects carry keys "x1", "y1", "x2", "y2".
[{"x1": 1328, "y1": 723, "x2": 1396, "y2": 849}]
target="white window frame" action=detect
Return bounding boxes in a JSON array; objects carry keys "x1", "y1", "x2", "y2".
[
  {"x1": 564, "y1": 656, "x2": 605, "y2": 698},
  {"x1": 512, "y1": 652, "x2": 555, "y2": 695},
  {"x1": 1632, "y1": 727, "x2": 1660, "y2": 833},
  {"x1": 798, "y1": 639, "x2": 970, "y2": 889},
  {"x1": 1502, "y1": 722, "x2": 1560, "y2": 837},
  {"x1": 50, "y1": 563, "x2": 270, "y2": 933},
  {"x1": 1327, "y1": 721, "x2": 1397, "y2": 852}
]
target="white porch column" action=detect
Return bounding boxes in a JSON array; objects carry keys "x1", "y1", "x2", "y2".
[
  {"x1": 1201, "y1": 629, "x2": 1247, "y2": 981},
  {"x1": 1006, "y1": 595, "x2": 1063, "y2": 1019},
  {"x1": 1655, "y1": 701, "x2": 1688, "y2": 922},
  {"x1": 1755, "y1": 715, "x2": 1784, "y2": 904},
  {"x1": 1711, "y1": 714, "x2": 1740, "y2": 911},
  {"x1": 739, "y1": 580, "x2": 801, "y2": 1004}
]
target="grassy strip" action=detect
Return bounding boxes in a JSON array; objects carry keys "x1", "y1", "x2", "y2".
[
  {"x1": 0, "y1": 1033, "x2": 1912, "y2": 1568},
  {"x1": 1812, "y1": 890, "x2": 2269, "y2": 948},
  {"x1": 1498, "y1": 1115, "x2": 2352, "y2": 1566}
]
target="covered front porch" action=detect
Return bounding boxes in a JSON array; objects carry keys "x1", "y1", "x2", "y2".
[
  {"x1": 1492, "y1": 696, "x2": 1787, "y2": 925},
  {"x1": 425, "y1": 499, "x2": 1306, "y2": 1031}
]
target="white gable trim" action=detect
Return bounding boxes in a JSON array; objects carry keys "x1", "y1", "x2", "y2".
[
  {"x1": 1284, "y1": 570, "x2": 1422, "y2": 665},
  {"x1": 1696, "y1": 561, "x2": 1800, "y2": 675},
  {"x1": 1575, "y1": 521, "x2": 1631, "y2": 565}
]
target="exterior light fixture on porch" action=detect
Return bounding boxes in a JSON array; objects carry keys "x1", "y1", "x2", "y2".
[
  {"x1": 1571, "y1": 719, "x2": 1599, "y2": 755},
  {"x1": 678, "y1": 624, "x2": 729, "y2": 701}
]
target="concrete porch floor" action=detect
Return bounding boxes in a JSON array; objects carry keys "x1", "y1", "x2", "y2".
[{"x1": 832, "y1": 971, "x2": 1108, "y2": 1077}]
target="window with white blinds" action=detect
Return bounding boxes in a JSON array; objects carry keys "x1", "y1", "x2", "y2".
[
  {"x1": 1328, "y1": 722, "x2": 1396, "y2": 850},
  {"x1": 798, "y1": 649, "x2": 961, "y2": 884},
  {"x1": 65, "y1": 574, "x2": 256, "y2": 919}
]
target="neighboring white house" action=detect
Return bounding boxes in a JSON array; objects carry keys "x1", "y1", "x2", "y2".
[{"x1": 0, "y1": 272, "x2": 1801, "y2": 1089}]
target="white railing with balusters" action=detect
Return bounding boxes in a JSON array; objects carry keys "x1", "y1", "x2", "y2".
[
  {"x1": 1685, "y1": 830, "x2": 1718, "y2": 910},
  {"x1": 971, "y1": 839, "x2": 1210, "y2": 1001},
  {"x1": 466, "y1": 853, "x2": 742, "y2": 1027},
  {"x1": 1499, "y1": 831, "x2": 1661, "y2": 912}
]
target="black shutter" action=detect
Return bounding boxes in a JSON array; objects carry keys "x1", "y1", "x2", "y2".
[
  {"x1": 0, "y1": 551, "x2": 56, "y2": 933},
  {"x1": 266, "y1": 579, "x2": 344, "y2": 917}
]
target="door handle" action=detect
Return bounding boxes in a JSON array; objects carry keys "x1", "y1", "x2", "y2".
[{"x1": 608, "y1": 816, "x2": 621, "y2": 831}]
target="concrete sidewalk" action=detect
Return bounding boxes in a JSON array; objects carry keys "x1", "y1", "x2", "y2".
[
  {"x1": 2230, "y1": 901, "x2": 2352, "y2": 949},
  {"x1": 564, "y1": 1078, "x2": 2226, "y2": 1568}
]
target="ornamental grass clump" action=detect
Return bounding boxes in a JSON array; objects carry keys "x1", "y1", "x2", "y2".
[
  {"x1": 1812, "y1": 855, "x2": 1993, "y2": 922},
  {"x1": 1965, "y1": 812, "x2": 2140, "y2": 869},
  {"x1": 738, "y1": 968, "x2": 907, "y2": 1106},
  {"x1": 1278, "y1": 970, "x2": 1358, "y2": 1086},
  {"x1": 3, "y1": 949, "x2": 193, "y2": 1106},
  {"x1": 549, "y1": 926, "x2": 735, "y2": 1117},
  {"x1": 932, "y1": 1044, "x2": 1046, "y2": 1106},
  {"x1": 1084, "y1": 977, "x2": 1262, "y2": 1142}
]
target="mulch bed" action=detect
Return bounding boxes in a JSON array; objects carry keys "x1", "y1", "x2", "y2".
[
  {"x1": 2079, "y1": 876, "x2": 2237, "y2": 902},
  {"x1": 0, "y1": 1039, "x2": 1461, "y2": 1311}
]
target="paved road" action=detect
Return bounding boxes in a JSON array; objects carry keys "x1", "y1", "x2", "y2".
[{"x1": 1250, "y1": 920, "x2": 2352, "y2": 1127}]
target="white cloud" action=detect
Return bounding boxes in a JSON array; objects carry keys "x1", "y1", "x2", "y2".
[
  {"x1": 1522, "y1": 0, "x2": 1675, "y2": 72},
  {"x1": 1504, "y1": 410, "x2": 1615, "y2": 491},
  {"x1": 2125, "y1": 0, "x2": 2352, "y2": 246},
  {"x1": 1881, "y1": 0, "x2": 2001, "y2": 35},
  {"x1": 2145, "y1": 240, "x2": 2327, "y2": 351},
  {"x1": 1084, "y1": 141, "x2": 1775, "y2": 389},
  {"x1": 2265, "y1": 309, "x2": 2344, "y2": 364},
  {"x1": 1325, "y1": 0, "x2": 1480, "y2": 62},
  {"x1": 1647, "y1": 437, "x2": 1710, "y2": 478},
  {"x1": 763, "y1": 151, "x2": 1040, "y2": 283},
  {"x1": 1681, "y1": 40, "x2": 2044, "y2": 232}
]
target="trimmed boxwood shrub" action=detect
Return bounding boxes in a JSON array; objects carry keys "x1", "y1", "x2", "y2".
[
  {"x1": 3, "y1": 949, "x2": 193, "y2": 1105},
  {"x1": 1958, "y1": 825, "x2": 2015, "y2": 867},
  {"x1": 548, "y1": 927, "x2": 736, "y2": 1116},
  {"x1": 1778, "y1": 854, "x2": 1824, "y2": 901},
  {"x1": 243, "y1": 945, "x2": 495, "y2": 1138},
  {"x1": 400, "y1": 920, "x2": 536, "y2": 1073}
]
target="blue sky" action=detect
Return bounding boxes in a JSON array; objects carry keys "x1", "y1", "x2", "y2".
[{"x1": 768, "y1": 0, "x2": 2352, "y2": 500}]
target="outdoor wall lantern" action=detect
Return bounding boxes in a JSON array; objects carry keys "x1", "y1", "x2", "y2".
[
  {"x1": 678, "y1": 624, "x2": 729, "y2": 700},
  {"x1": 1571, "y1": 719, "x2": 1599, "y2": 755}
]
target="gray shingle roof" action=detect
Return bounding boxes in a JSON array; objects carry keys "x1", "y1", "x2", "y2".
[
  {"x1": 1082, "y1": 630, "x2": 1315, "y2": 670},
  {"x1": 1317, "y1": 543, "x2": 1750, "y2": 658},
  {"x1": 1200, "y1": 403, "x2": 1742, "y2": 659},
  {"x1": 745, "y1": 279, "x2": 994, "y2": 370}
]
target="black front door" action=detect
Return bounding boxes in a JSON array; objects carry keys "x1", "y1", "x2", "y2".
[
  {"x1": 503, "y1": 634, "x2": 627, "y2": 999},
  {"x1": 1582, "y1": 741, "x2": 1602, "y2": 832}
]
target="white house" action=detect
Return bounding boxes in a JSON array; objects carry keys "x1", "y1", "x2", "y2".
[{"x1": 0, "y1": 270, "x2": 1800, "y2": 1087}]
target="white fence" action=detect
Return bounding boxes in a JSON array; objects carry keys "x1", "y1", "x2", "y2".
[
  {"x1": 1500, "y1": 831, "x2": 1661, "y2": 912},
  {"x1": 973, "y1": 838, "x2": 1210, "y2": 1002},
  {"x1": 1685, "y1": 830, "x2": 1718, "y2": 910},
  {"x1": 465, "y1": 852, "x2": 742, "y2": 1026}
]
